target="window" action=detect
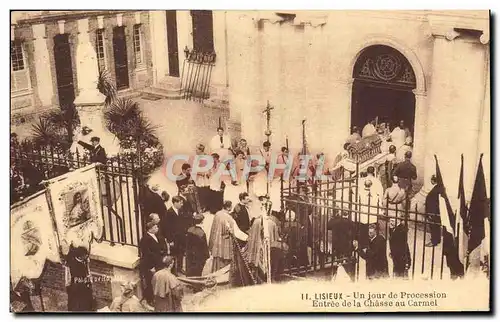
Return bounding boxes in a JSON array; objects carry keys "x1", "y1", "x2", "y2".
[
  {"x1": 96, "y1": 29, "x2": 107, "y2": 72},
  {"x1": 191, "y1": 10, "x2": 214, "y2": 53},
  {"x1": 11, "y1": 41, "x2": 29, "y2": 92},
  {"x1": 133, "y1": 24, "x2": 143, "y2": 66}
]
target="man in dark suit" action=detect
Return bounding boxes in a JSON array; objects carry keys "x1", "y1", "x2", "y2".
[
  {"x1": 328, "y1": 211, "x2": 356, "y2": 281},
  {"x1": 77, "y1": 136, "x2": 107, "y2": 164},
  {"x1": 389, "y1": 218, "x2": 411, "y2": 278},
  {"x1": 139, "y1": 221, "x2": 168, "y2": 306},
  {"x1": 425, "y1": 175, "x2": 441, "y2": 247},
  {"x1": 143, "y1": 185, "x2": 168, "y2": 228},
  {"x1": 393, "y1": 151, "x2": 417, "y2": 192},
  {"x1": 354, "y1": 223, "x2": 389, "y2": 280},
  {"x1": 164, "y1": 196, "x2": 192, "y2": 274},
  {"x1": 185, "y1": 214, "x2": 210, "y2": 279},
  {"x1": 231, "y1": 192, "x2": 251, "y2": 233}
]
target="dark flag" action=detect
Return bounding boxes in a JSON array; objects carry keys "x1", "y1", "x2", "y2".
[
  {"x1": 467, "y1": 154, "x2": 487, "y2": 254},
  {"x1": 458, "y1": 154, "x2": 469, "y2": 233},
  {"x1": 230, "y1": 239, "x2": 256, "y2": 287},
  {"x1": 434, "y1": 155, "x2": 464, "y2": 279},
  {"x1": 434, "y1": 155, "x2": 456, "y2": 233}
]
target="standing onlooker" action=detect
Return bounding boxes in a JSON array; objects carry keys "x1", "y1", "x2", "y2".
[
  {"x1": 164, "y1": 196, "x2": 191, "y2": 274},
  {"x1": 231, "y1": 192, "x2": 252, "y2": 234},
  {"x1": 152, "y1": 256, "x2": 184, "y2": 312},
  {"x1": 425, "y1": 175, "x2": 442, "y2": 247},
  {"x1": 328, "y1": 211, "x2": 356, "y2": 281},
  {"x1": 393, "y1": 151, "x2": 417, "y2": 193},
  {"x1": 139, "y1": 221, "x2": 167, "y2": 307},
  {"x1": 77, "y1": 136, "x2": 107, "y2": 164},
  {"x1": 66, "y1": 246, "x2": 95, "y2": 312},
  {"x1": 389, "y1": 218, "x2": 411, "y2": 279},
  {"x1": 353, "y1": 223, "x2": 389, "y2": 280},
  {"x1": 185, "y1": 214, "x2": 210, "y2": 277}
]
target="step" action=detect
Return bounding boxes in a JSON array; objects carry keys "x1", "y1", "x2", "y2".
[{"x1": 140, "y1": 87, "x2": 183, "y2": 100}]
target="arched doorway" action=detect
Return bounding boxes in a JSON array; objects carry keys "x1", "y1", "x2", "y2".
[{"x1": 351, "y1": 45, "x2": 417, "y2": 136}]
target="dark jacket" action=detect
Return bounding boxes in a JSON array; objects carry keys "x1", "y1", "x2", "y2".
[
  {"x1": 77, "y1": 141, "x2": 107, "y2": 164},
  {"x1": 143, "y1": 188, "x2": 168, "y2": 223},
  {"x1": 328, "y1": 216, "x2": 354, "y2": 259},
  {"x1": 185, "y1": 226, "x2": 210, "y2": 276},
  {"x1": 139, "y1": 233, "x2": 168, "y2": 273},
  {"x1": 389, "y1": 224, "x2": 411, "y2": 269},
  {"x1": 164, "y1": 207, "x2": 192, "y2": 254},
  {"x1": 393, "y1": 160, "x2": 417, "y2": 190},
  {"x1": 231, "y1": 203, "x2": 250, "y2": 233},
  {"x1": 357, "y1": 234, "x2": 389, "y2": 279}
]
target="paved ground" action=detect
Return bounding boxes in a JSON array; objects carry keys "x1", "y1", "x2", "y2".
[{"x1": 138, "y1": 97, "x2": 232, "y2": 156}]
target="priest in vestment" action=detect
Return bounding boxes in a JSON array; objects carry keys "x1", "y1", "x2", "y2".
[
  {"x1": 208, "y1": 201, "x2": 248, "y2": 272},
  {"x1": 209, "y1": 127, "x2": 232, "y2": 160},
  {"x1": 152, "y1": 256, "x2": 184, "y2": 312},
  {"x1": 244, "y1": 197, "x2": 282, "y2": 282}
]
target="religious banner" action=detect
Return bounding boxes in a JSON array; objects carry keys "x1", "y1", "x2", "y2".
[
  {"x1": 10, "y1": 190, "x2": 61, "y2": 288},
  {"x1": 45, "y1": 164, "x2": 104, "y2": 253}
]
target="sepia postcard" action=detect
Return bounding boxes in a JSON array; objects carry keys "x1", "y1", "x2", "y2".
[{"x1": 9, "y1": 9, "x2": 490, "y2": 313}]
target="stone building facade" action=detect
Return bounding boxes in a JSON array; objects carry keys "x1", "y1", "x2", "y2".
[
  {"x1": 11, "y1": 9, "x2": 490, "y2": 213},
  {"x1": 223, "y1": 10, "x2": 490, "y2": 202}
]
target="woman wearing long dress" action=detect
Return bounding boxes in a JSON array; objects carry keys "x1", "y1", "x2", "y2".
[{"x1": 152, "y1": 256, "x2": 184, "y2": 312}]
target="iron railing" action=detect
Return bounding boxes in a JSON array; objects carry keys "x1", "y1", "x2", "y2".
[
  {"x1": 279, "y1": 164, "x2": 461, "y2": 281},
  {"x1": 10, "y1": 143, "x2": 146, "y2": 249}
]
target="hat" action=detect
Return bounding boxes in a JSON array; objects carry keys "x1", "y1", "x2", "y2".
[
  {"x1": 120, "y1": 281, "x2": 136, "y2": 297},
  {"x1": 90, "y1": 136, "x2": 100, "y2": 142},
  {"x1": 193, "y1": 213, "x2": 205, "y2": 224}
]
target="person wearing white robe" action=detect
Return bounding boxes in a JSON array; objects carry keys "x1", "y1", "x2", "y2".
[
  {"x1": 362, "y1": 120, "x2": 377, "y2": 138},
  {"x1": 390, "y1": 120, "x2": 409, "y2": 149},
  {"x1": 396, "y1": 137, "x2": 413, "y2": 163},
  {"x1": 209, "y1": 127, "x2": 232, "y2": 160}
]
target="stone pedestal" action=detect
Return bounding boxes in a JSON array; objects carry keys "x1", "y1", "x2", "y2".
[{"x1": 71, "y1": 18, "x2": 120, "y2": 157}]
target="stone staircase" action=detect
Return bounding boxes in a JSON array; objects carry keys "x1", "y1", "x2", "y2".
[{"x1": 140, "y1": 77, "x2": 230, "y2": 112}]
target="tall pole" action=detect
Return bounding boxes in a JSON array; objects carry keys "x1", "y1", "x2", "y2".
[{"x1": 263, "y1": 101, "x2": 274, "y2": 196}]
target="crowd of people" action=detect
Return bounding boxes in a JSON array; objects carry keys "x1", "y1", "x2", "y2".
[{"x1": 11, "y1": 119, "x2": 443, "y2": 312}]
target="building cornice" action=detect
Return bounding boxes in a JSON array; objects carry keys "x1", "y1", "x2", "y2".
[
  {"x1": 427, "y1": 13, "x2": 489, "y2": 43},
  {"x1": 11, "y1": 10, "x2": 136, "y2": 27}
]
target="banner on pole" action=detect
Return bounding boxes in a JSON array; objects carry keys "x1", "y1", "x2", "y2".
[
  {"x1": 10, "y1": 190, "x2": 61, "y2": 288},
  {"x1": 46, "y1": 164, "x2": 104, "y2": 254}
]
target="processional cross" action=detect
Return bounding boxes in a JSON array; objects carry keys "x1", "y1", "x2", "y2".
[{"x1": 262, "y1": 101, "x2": 274, "y2": 142}]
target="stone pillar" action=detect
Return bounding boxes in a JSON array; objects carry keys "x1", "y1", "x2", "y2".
[
  {"x1": 212, "y1": 11, "x2": 228, "y2": 89},
  {"x1": 421, "y1": 24, "x2": 489, "y2": 209},
  {"x1": 226, "y1": 12, "x2": 260, "y2": 146},
  {"x1": 411, "y1": 89, "x2": 429, "y2": 186},
  {"x1": 72, "y1": 18, "x2": 120, "y2": 156},
  {"x1": 32, "y1": 24, "x2": 54, "y2": 107},
  {"x1": 149, "y1": 10, "x2": 168, "y2": 85},
  {"x1": 176, "y1": 10, "x2": 193, "y2": 75}
]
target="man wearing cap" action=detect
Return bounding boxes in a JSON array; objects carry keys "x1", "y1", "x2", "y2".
[
  {"x1": 77, "y1": 136, "x2": 107, "y2": 164},
  {"x1": 185, "y1": 214, "x2": 209, "y2": 277}
]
